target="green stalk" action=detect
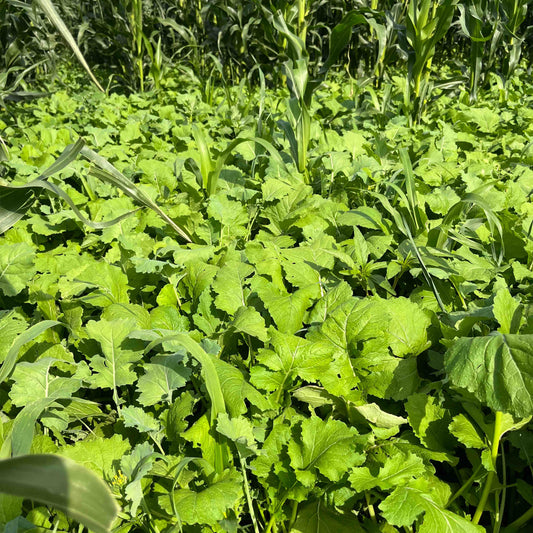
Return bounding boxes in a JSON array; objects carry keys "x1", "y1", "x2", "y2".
[
  {"x1": 421, "y1": 0, "x2": 439, "y2": 96},
  {"x1": 239, "y1": 452, "x2": 260, "y2": 533},
  {"x1": 298, "y1": 0, "x2": 307, "y2": 42},
  {"x1": 265, "y1": 514, "x2": 276, "y2": 533},
  {"x1": 473, "y1": 411, "x2": 504, "y2": 524},
  {"x1": 288, "y1": 500, "x2": 299, "y2": 530},
  {"x1": 131, "y1": 0, "x2": 144, "y2": 91},
  {"x1": 494, "y1": 447, "x2": 507, "y2": 533},
  {"x1": 447, "y1": 464, "x2": 483, "y2": 508},
  {"x1": 503, "y1": 505, "x2": 533, "y2": 533},
  {"x1": 365, "y1": 492, "x2": 377, "y2": 522}
]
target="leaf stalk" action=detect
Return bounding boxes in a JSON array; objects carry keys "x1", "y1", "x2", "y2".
[{"x1": 473, "y1": 410, "x2": 503, "y2": 524}]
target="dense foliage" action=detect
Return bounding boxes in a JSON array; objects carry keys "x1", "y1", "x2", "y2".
[{"x1": 2, "y1": 1, "x2": 533, "y2": 532}]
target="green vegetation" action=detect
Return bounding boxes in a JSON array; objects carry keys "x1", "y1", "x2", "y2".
[{"x1": 1, "y1": 1, "x2": 533, "y2": 532}]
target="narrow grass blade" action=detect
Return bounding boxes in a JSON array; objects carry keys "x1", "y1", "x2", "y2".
[
  {"x1": 403, "y1": 216, "x2": 446, "y2": 312},
  {"x1": 0, "y1": 454, "x2": 119, "y2": 533},
  {"x1": 209, "y1": 137, "x2": 288, "y2": 196},
  {"x1": 144, "y1": 333, "x2": 229, "y2": 473},
  {"x1": 0, "y1": 139, "x2": 86, "y2": 233},
  {"x1": 399, "y1": 148, "x2": 419, "y2": 220},
  {"x1": 35, "y1": 0, "x2": 104, "y2": 92},
  {"x1": 191, "y1": 124, "x2": 214, "y2": 191},
  {"x1": 145, "y1": 334, "x2": 226, "y2": 420},
  {"x1": 11, "y1": 397, "x2": 64, "y2": 457},
  {"x1": 321, "y1": 11, "x2": 368, "y2": 73},
  {"x1": 0, "y1": 188, "x2": 35, "y2": 234},
  {"x1": 463, "y1": 192, "x2": 505, "y2": 264},
  {"x1": 0, "y1": 320, "x2": 61, "y2": 386},
  {"x1": 81, "y1": 147, "x2": 193, "y2": 242}
]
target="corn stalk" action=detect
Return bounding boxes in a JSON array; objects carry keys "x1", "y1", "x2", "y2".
[
  {"x1": 401, "y1": 0, "x2": 457, "y2": 121},
  {"x1": 270, "y1": 8, "x2": 368, "y2": 180}
]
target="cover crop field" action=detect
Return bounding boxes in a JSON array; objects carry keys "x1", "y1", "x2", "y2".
[{"x1": 2, "y1": 1, "x2": 533, "y2": 532}]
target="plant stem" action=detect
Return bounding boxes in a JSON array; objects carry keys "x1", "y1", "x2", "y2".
[
  {"x1": 502, "y1": 505, "x2": 533, "y2": 532},
  {"x1": 494, "y1": 447, "x2": 507, "y2": 533},
  {"x1": 265, "y1": 514, "x2": 276, "y2": 533},
  {"x1": 365, "y1": 492, "x2": 377, "y2": 522},
  {"x1": 473, "y1": 411, "x2": 503, "y2": 524},
  {"x1": 288, "y1": 500, "x2": 298, "y2": 530},
  {"x1": 239, "y1": 452, "x2": 261, "y2": 533},
  {"x1": 447, "y1": 464, "x2": 483, "y2": 508},
  {"x1": 297, "y1": 0, "x2": 306, "y2": 42}
]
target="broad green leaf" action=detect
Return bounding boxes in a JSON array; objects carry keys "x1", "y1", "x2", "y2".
[
  {"x1": 445, "y1": 334, "x2": 533, "y2": 417},
  {"x1": 0, "y1": 243, "x2": 35, "y2": 297},
  {"x1": 0, "y1": 312, "x2": 27, "y2": 365},
  {"x1": 121, "y1": 443, "x2": 157, "y2": 515},
  {"x1": 291, "y1": 499, "x2": 364, "y2": 532},
  {"x1": 338, "y1": 206, "x2": 388, "y2": 232},
  {"x1": 212, "y1": 357, "x2": 271, "y2": 415},
  {"x1": 493, "y1": 288, "x2": 522, "y2": 334},
  {"x1": 85, "y1": 319, "x2": 143, "y2": 390},
  {"x1": 120, "y1": 122, "x2": 143, "y2": 144},
  {"x1": 150, "y1": 306, "x2": 189, "y2": 331},
  {"x1": 375, "y1": 297, "x2": 432, "y2": 357},
  {"x1": 250, "y1": 415, "x2": 292, "y2": 479},
  {"x1": 460, "y1": 107, "x2": 500, "y2": 134},
  {"x1": 207, "y1": 195, "x2": 248, "y2": 237},
  {"x1": 182, "y1": 261, "x2": 218, "y2": 301},
  {"x1": 0, "y1": 454, "x2": 118, "y2": 533},
  {"x1": 167, "y1": 392, "x2": 197, "y2": 439},
  {"x1": 9, "y1": 358, "x2": 88, "y2": 405},
  {"x1": 251, "y1": 330, "x2": 333, "y2": 395},
  {"x1": 287, "y1": 417, "x2": 365, "y2": 486},
  {"x1": 405, "y1": 393, "x2": 454, "y2": 451},
  {"x1": 193, "y1": 290, "x2": 221, "y2": 336},
  {"x1": 307, "y1": 297, "x2": 385, "y2": 354},
  {"x1": 75, "y1": 262, "x2": 131, "y2": 307},
  {"x1": 216, "y1": 413, "x2": 258, "y2": 458},
  {"x1": 449, "y1": 414, "x2": 486, "y2": 449},
  {"x1": 138, "y1": 159, "x2": 177, "y2": 191},
  {"x1": 58, "y1": 434, "x2": 130, "y2": 479},
  {"x1": 102, "y1": 303, "x2": 151, "y2": 330},
  {"x1": 253, "y1": 277, "x2": 313, "y2": 334},
  {"x1": 351, "y1": 403, "x2": 407, "y2": 429},
  {"x1": 136, "y1": 354, "x2": 190, "y2": 406},
  {"x1": 168, "y1": 469, "x2": 242, "y2": 526},
  {"x1": 182, "y1": 414, "x2": 220, "y2": 468},
  {"x1": 308, "y1": 281, "x2": 353, "y2": 324},
  {"x1": 145, "y1": 333, "x2": 226, "y2": 420},
  {"x1": 122, "y1": 406, "x2": 161, "y2": 434},
  {"x1": 230, "y1": 306, "x2": 268, "y2": 342},
  {"x1": 379, "y1": 479, "x2": 484, "y2": 532},
  {"x1": 0, "y1": 494, "x2": 22, "y2": 528},
  {"x1": 349, "y1": 452, "x2": 426, "y2": 492},
  {"x1": 212, "y1": 261, "x2": 254, "y2": 315}
]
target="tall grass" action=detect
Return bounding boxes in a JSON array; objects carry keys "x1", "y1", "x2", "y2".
[
  {"x1": 400, "y1": 0, "x2": 458, "y2": 122},
  {"x1": 0, "y1": 0, "x2": 531, "y2": 108}
]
